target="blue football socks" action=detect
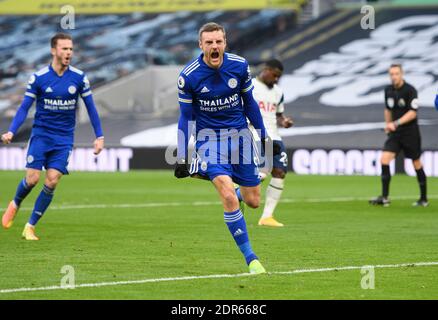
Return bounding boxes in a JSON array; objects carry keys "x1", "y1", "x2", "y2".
[
  {"x1": 29, "y1": 185, "x2": 55, "y2": 226},
  {"x1": 224, "y1": 209, "x2": 257, "y2": 265},
  {"x1": 13, "y1": 178, "x2": 34, "y2": 207}
]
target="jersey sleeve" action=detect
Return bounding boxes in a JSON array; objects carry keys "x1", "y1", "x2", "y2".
[
  {"x1": 384, "y1": 88, "x2": 390, "y2": 109},
  {"x1": 408, "y1": 86, "x2": 419, "y2": 111},
  {"x1": 277, "y1": 92, "x2": 285, "y2": 114},
  {"x1": 177, "y1": 74, "x2": 193, "y2": 106},
  {"x1": 240, "y1": 62, "x2": 254, "y2": 94},
  {"x1": 177, "y1": 73, "x2": 194, "y2": 160},
  {"x1": 80, "y1": 74, "x2": 92, "y2": 98},
  {"x1": 25, "y1": 73, "x2": 39, "y2": 100},
  {"x1": 8, "y1": 74, "x2": 37, "y2": 134}
]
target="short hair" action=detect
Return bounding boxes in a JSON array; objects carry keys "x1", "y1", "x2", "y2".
[
  {"x1": 389, "y1": 63, "x2": 403, "y2": 71},
  {"x1": 265, "y1": 59, "x2": 284, "y2": 72},
  {"x1": 198, "y1": 22, "x2": 226, "y2": 40},
  {"x1": 51, "y1": 33, "x2": 72, "y2": 48}
]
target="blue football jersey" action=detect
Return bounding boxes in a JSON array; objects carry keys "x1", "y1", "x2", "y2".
[
  {"x1": 25, "y1": 64, "x2": 92, "y2": 140},
  {"x1": 177, "y1": 53, "x2": 254, "y2": 137}
]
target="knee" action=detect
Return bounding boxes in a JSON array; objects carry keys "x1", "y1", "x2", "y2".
[
  {"x1": 44, "y1": 176, "x2": 60, "y2": 189},
  {"x1": 381, "y1": 153, "x2": 394, "y2": 166},
  {"x1": 272, "y1": 168, "x2": 286, "y2": 179},
  {"x1": 222, "y1": 190, "x2": 239, "y2": 209},
  {"x1": 413, "y1": 160, "x2": 423, "y2": 170},
  {"x1": 26, "y1": 174, "x2": 40, "y2": 187}
]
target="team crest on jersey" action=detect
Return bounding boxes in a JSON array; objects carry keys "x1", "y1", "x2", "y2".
[
  {"x1": 27, "y1": 155, "x2": 34, "y2": 164},
  {"x1": 387, "y1": 98, "x2": 394, "y2": 108},
  {"x1": 228, "y1": 78, "x2": 238, "y2": 89},
  {"x1": 28, "y1": 75, "x2": 36, "y2": 84},
  {"x1": 178, "y1": 76, "x2": 185, "y2": 89},
  {"x1": 200, "y1": 161, "x2": 208, "y2": 171},
  {"x1": 68, "y1": 86, "x2": 77, "y2": 94},
  {"x1": 398, "y1": 98, "x2": 406, "y2": 107}
]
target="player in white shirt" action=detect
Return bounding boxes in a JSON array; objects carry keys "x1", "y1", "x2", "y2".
[{"x1": 253, "y1": 59, "x2": 293, "y2": 227}]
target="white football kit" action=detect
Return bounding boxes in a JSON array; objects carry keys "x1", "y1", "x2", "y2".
[{"x1": 251, "y1": 77, "x2": 285, "y2": 141}]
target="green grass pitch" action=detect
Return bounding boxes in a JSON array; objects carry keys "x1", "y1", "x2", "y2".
[{"x1": 0, "y1": 170, "x2": 437, "y2": 299}]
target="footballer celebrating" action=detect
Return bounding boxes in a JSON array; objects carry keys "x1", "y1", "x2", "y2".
[
  {"x1": 238, "y1": 59, "x2": 293, "y2": 227},
  {"x1": 1, "y1": 33, "x2": 104, "y2": 240},
  {"x1": 174, "y1": 23, "x2": 268, "y2": 274},
  {"x1": 370, "y1": 64, "x2": 427, "y2": 207}
]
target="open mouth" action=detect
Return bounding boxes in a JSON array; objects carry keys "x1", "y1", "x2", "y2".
[{"x1": 211, "y1": 51, "x2": 219, "y2": 60}]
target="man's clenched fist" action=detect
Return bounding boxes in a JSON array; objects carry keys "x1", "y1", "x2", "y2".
[{"x1": 1, "y1": 131, "x2": 14, "y2": 144}]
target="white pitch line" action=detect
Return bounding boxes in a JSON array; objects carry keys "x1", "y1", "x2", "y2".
[
  {"x1": 0, "y1": 201, "x2": 222, "y2": 212},
  {"x1": 1, "y1": 261, "x2": 437, "y2": 294},
  {"x1": 273, "y1": 261, "x2": 438, "y2": 275},
  {"x1": 1, "y1": 195, "x2": 437, "y2": 212}
]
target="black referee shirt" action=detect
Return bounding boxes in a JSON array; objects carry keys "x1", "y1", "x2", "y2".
[{"x1": 384, "y1": 81, "x2": 419, "y2": 130}]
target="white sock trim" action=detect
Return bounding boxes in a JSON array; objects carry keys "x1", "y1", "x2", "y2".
[
  {"x1": 261, "y1": 177, "x2": 285, "y2": 219},
  {"x1": 269, "y1": 177, "x2": 285, "y2": 190}
]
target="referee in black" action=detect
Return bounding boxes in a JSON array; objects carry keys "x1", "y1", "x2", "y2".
[{"x1": 370, "y1": 64, "x2": 428, "y2": 207}]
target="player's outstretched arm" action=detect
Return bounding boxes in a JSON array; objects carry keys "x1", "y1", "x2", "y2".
[
  {"x1": 175, "y1": 103, "x2": 192, "y2": 178},
  {"x1": 82, "y1": 94, "x2": 104, "y2": 155},
  {"x1": 242, "y1": 90, "x2": 282, "y2": 156},
  {"x1": 435, "y1": 94, "x2": 438, "y2": 110},
  {"x1": 242, "y1": 89, "x2": 266, "y2": 141},
  {"x1": 2, "y1": 95, "x2": 35, "y2": 144},
  {"x1": 175, "y1": 73, "x2": 194, "y2": 178}
]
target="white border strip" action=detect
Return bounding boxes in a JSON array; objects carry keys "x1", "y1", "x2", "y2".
[{"x1": 1, "y1": 261, "x2": 437, "y2": 294}]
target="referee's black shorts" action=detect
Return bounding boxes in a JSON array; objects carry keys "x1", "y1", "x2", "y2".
[{"x1": 383, "y1": 127, "x2": 422, "y2": 160}]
